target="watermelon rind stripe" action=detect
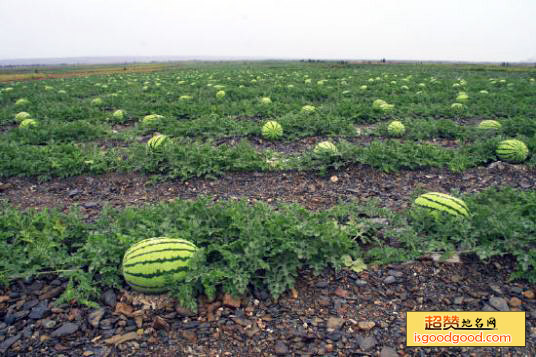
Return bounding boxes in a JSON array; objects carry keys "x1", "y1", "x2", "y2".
[
  {"x1": 417, "y1": 195, "x2": 468, "y2": 217},
  {"x1": 124, "y1": 251, "x2": 193, "y2": 267},
  {"x1": 124, "y1": 266, "x2": 188, "y2": 279},
  {"x1": 417, "y1": 197, "x2": 461, "y2": 216},
  {"x1": 424, "y1": 192, "x2": 469, "y2": 213},
  {"x1": 126, "y1": 247, "x2": 195, "y2": 262},
  {"x1": 126, "y1": 281, "x2": 167, "y2": 291},
  {"x1": 124, "y1": 239, "x2": 196, "y2": 259}
]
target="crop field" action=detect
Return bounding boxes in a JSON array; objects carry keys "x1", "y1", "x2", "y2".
[{"x1": 0, "y1": 62, "x2": 535, "y2": 355}]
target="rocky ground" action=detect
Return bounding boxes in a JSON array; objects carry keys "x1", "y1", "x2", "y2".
[
  {"x1": 0, "y1": 255, "x2": 534, "y2": 356},
  {"x1": 1, "y1": 162, "x2": 535, "y2": 356},
  {"x1": 1, "y1": 162, "x2": 535, "y2": 216}
]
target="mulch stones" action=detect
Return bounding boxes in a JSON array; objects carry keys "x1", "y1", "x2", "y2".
[{"x1": 0, "y1": 256, "x2": 534, "y2": 356}]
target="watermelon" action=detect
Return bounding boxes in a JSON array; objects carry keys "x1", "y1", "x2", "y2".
[
  {"x1": 314, "y1": 141, "x2": 338, "y2": 155},
  {"x1": 387, "y1": 121, "x2": 406, "y2": 137},
  {"x1": 261, "y1": 121, "x2": 283, "y2": 140},
  {"x1": 15, "y1": 112, "x2": 31, "y2": 122},
  {"x1": 143, "y1": 114, "x2": 164, "y2": 125},
  {"x1": 415, "y1": 192, "x2": 469, "y2": 218},
  {"x1": 496, "y1": 139, "x2": 529, "y2": 163},
  {"x1": 147, "y1": 134, "x2": 169, "y2": 151},
  {"x1": 122, "y1": 237, "x2": 198, "y2": 293},
  {"x1": 19, "y1": 119, "x2": 38, "y2": 128},
  {"x1": 478, "y1": 120, "x2": 501, "y2": 130}
]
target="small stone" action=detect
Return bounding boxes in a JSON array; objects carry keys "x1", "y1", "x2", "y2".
[
  {"x1": 68, "y1": 189, "x2": 81, "y2": 198},
  {"x1": 43, "y1": 320, "x2": 57, "y2": 329},
  {"x1": 326, "y1": 317, "x2": 345, "y2": 331},
  {"x1": 387, "y1": 270, "x2": 403, "y2": 278},
  {"x1": 358, "y1": 321, "x2": 376, "y2": 330},
  {"x1": 380, "y1": 346, "x2": 398, "y2": 357},
  {"x1": 489, "y1": 296, "x2": 509, "y2": 311},
  {"x1": 354, "y1": 279, "x2": 368, "y2": 287},
  {"x1": 82, "y1": 202, "x2": 99, "y2": 209},
  {"x1": 315, "y1": 281, "x2": 329, "y2": 288},
  {"x1": 359, "y1": 335, "x2": 377, "y2": 351},
  {"x1": 223, "y1": 293, "x2": 241, "y2": 309},
  {"x1": 88, "y1": 308, "x2": 106, "y2": 328},
  {"x1": 39, "y1": 286, "x2": 64, "y2": 300},
  {"x1": 0, "y1": 333, "x2": 21, "y2": 354},
  {"x1": 522, "y1": 290, "x2": 535, "y2": 299},
  {"x1": 102, "y1": 289, "x2": 117, "y2": 307},
  {"x1": 454, "y1": 297, "x2": 464, "y2": 305},
  {"x1": 153, "y1": 316, "x2": 170, "y2": 331},
  {"x1": 509, "y1": 297, "x2": 522, "y2": 307},
  {"x1": 29, "y1": 300, "x2": 49, "y2": 319},
  {"x1": 330, "y1": 175, "x2": 338, "y2": 183},
  {"x1": 181, "y1": 330, "x2": 197, "y2": 344},
  {"x1": 175, "y1": 305, "x2": 196, "y2": 317},
  {"x1": 318, "y1": 295, "x2": 331, "y2": 307},
  {"x1": 384, "y1": 276, "x2": 396, "y2": 284},
  {"x1": 245, "y1": 325, "x2": 260, "y2": 338},
  {"x1": 334, "y1": 287, "x2": 349, "y2": 298},
  {"x1": 51, "y1": 322, "x2": 79, "y2": 337},
  {"x1": 274, "y1": 341, "x2": 289, "y2": 355},
  {"x1": 489, "y1": 284, "x2": 502, "y2": 295}
]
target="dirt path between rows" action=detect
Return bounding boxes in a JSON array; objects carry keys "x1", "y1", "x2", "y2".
[{"x1": 1, "y1": 162, "x2": 535, "y2": 218}]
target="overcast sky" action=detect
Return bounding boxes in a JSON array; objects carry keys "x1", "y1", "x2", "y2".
[{"x1": 1, "y1": 0, "x2": 535, "y2": 62}]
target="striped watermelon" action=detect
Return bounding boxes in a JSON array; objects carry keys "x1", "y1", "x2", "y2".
[
  {"x1": 496, "y1": 139, "x2": 529, "y2": 163},
  {"x1": 147, "y1": 134, "x2": 169, "y2": 151},
  {"x1": 414, "y1": 192, "x2": 469, "y2": 218},
  {"x1": 478, "y1": 120, "x2": 501, "y2": 130},
  {"x1": 122, "y1": 237, "x2": 198, "y2": 293},
  {"x1": 314, "y1": 141, "x2": 338, "y2": 155},
  {"x1": 261, "y1": 121, "x2": 283, "y2": 140}
]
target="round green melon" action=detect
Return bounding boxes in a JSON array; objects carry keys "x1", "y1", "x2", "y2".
[
  {"x1": 143, "y1": 114, "x2": 164, "y2": 125},
  {"x1": 147, "y1": 134, "x2": 169, "y2": 151},
  {"x1": 496, "y1": 139, "x2": 529, "y2": 163},
  {"x1": 122, "y1": 237, "x2": 198, "y2": 293},
  {"x1": 414, "y1": 192, "x2": 469, "y2": 218},
  {"x1": 478, "y1": 120, "x2": 501, "y2": 130},
  {"x1": 15, "y1": 112, "x2": 31, "y2": 122},
  {"x1": 19, "y1": 119, "x2": 38, "y2": 128},
  {"x1": 113, "y1": 109, "x2": 125, "y2": 120},
  {"x1": 314, "y1": 141, "x2": 338, "y2": 155},
  {"x1": 387, "y1": 121, "x2": 406, "y2": 137},
  {"x1": 262, "y1": 121, "x2": 283, "y2": 140}
]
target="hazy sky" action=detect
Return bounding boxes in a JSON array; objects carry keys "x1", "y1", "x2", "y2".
[{"x1": 1, "y1": 0, "x2": 535, "y2": 62}]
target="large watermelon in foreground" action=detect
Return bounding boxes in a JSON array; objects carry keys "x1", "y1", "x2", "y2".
[
  {"x1": 414, "y1": 192, "x2": 469, "y2": 218},
  {"x1": 122, "y1": 237, "x2": 197, "y2": 293}
]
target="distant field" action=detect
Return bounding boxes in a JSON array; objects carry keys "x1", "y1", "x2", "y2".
[{"x1": 0, "y1": 62, "x2": 183, "y2": 82}]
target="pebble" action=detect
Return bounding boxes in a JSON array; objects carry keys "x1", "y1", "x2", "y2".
[
  {"x1": 326, "y1": 317, "x2": 345, "y2": 331},
  {"x1": 274, "y1": 341, "x2": 289, "y2": 355},
  {"x1": 353, "y1": 279, "x2": 368, "y2": 287},
  {"x1": 51, "y1": 322, "x2": 79, "y2": 337},
  {"x1": 522, "y1": 290, "x2": 535, "y2": 299},
  {"x1": 509, "y1": 297, "x2": 522, "y2": 307},
  {"x1": 0, "y1": 333, "x2": 21, "y2": 354},
  {"x1": 102, "y1": 290, "x2": 117, "y2": 307},
  {"x1": 358, "y1": 335, "x2": 377, "y2": 351},
  {"x1": 380, "y1": 346, "x2": 398, "y2": 357},
  {"x1": 43, "y1": 320, "x2": 57, "y2": 329},
  {"x1": 489, "y1": 296, "x2": 510, "y2": 311},
  {"x1": 29, "y1": 300, "x2": 49, "y2": 319},
  {"x1": 384, "y1": 276, "x2": 396, "y2": 284},
  {"x1": 315, "y1": 281, "x2": 329, "y2": 288},
  {"x1": 387, "y1": 270, "x2": 403, "y2": 278},
  {"x1": 318, "y1": 295, "x2": 331, "y2": 307},
  {"x1": 88, "y1": 308, "x2": 106, "y2": 328},
  {"x1": 358, "y1": 321, "x2": 376, "y2": 331}
]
